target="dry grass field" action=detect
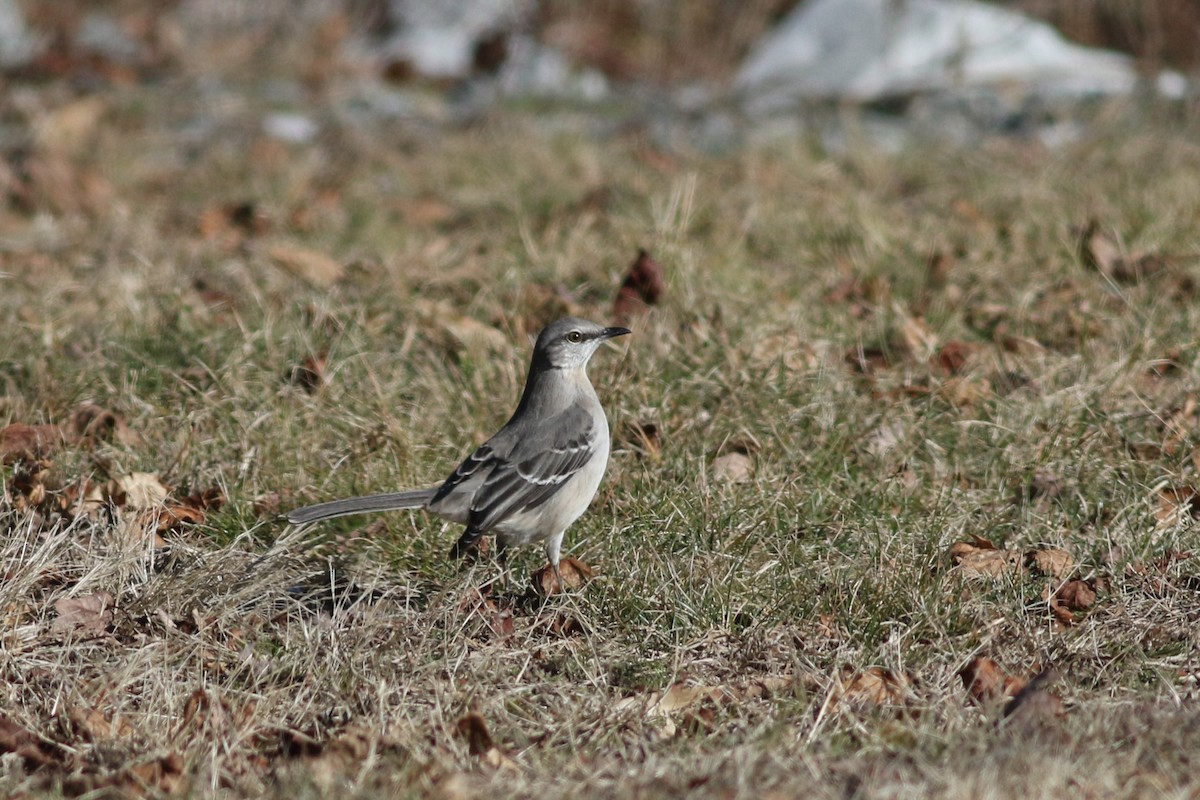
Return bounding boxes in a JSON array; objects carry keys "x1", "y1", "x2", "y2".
[{"x1": 2, "y1": 64, "x2": 1200, "y2": 797}]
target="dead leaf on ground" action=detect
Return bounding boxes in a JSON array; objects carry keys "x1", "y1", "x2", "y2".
[
  {"x1": 199, "y1": 200, "x2": 270, "y2": 245},
  {"x1": 115, "y1": 472, "x2": 170, "y2": 510},
  {"x1": 1076, "y1": 219, "x2": 1170, "y2": 284},
  {"x1": 712, "y1": 451, "x2": 753, "y2": 484},
  {"x1": 115, "y1": 752, "x2": 187, "y2": 796},
  {"x1": 832, "y1": 667, "x2": 913, "y2": 710},
  {"x1": 0, "y1": 423, "x2": 67, "y2": 464},
  {"x1": 416, "y1": 300, "x2": 510, "y2": 356},
  {"x1": 68, "y1": 703, "x2": 134, "y2": 742},
  {"x1": 1001, "y1": 667, "x2": 1064, "y2": 729},
  {"x1": 1156, "y1": 486, "x2": 1200, "y2": 525},
  {"x1": 53, "y1": 592, "x2": 115, "y2": 635},
  {"x1": 613, "y1": 248, "x2": 664, "y2": 322},
  {"x1": 895, "y1": 308, "x2": 937, "y2": 361},
  {"x1": 455, "y1": 713, "x2": 515, "y2": 769},
  {"x1": 1055, "y1": 579, "x2": 1097, "y2": 611},
  {"x1": 1026, "y1": 547, "x2": 1074, "y2": 579},
  {"x1": 33, "y1": 96, "x2": 107, "y2": 156},
  {"x1": 932, "y1": 340, "x2": 978, "y2": 375},
  {"x1": 532, "y1": 557, "x2": 595, "y2": 596},
  {"x1": 70, "y1": 402, "x2": 141, "y2": 447},
  {"x1": 959, "y1": 656, "x2": 1027, "y2": 705},
  {"x1": 948, "y1": 541, "x2": 1022, "y2": 579},
  {"x1": 619, "y1": 420, "x2": 662, "y2": 459},
  {"x1": 288, "y1": 352, "x2": 328, "y2": 393},
  {"x1": 613, "y1": 675, "x2": 800, "y2": 734},
  {"x1": 268, "y1": 244, "x2": 345, "y2": 288},
  {"x1": 393, "y1": 196, "x2": 458, "y2": 228},
  {"x1": 0, "y1": 713, "x2": 65, "y2": 770}
]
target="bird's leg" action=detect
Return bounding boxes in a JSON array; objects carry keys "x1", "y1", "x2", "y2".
[
  {"x1": 495, "y1": 540, "x2": 510, "y2": 593},
  {"x1": 546, "y1": 534, "x2": 564, "y2": 594}
]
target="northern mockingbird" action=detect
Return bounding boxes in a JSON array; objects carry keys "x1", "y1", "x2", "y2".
[{"x1": 287, "y1": 317, "x2": 630, "y2": 585}]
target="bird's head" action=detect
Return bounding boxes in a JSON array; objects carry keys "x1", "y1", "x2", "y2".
[{"x1": 533, "y1": 317, "x2": 631, "y2": 370}]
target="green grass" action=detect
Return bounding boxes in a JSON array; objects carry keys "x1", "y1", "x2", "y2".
[{"x1": 2, "y1": 93, "x2": 1200, "y2": 798}]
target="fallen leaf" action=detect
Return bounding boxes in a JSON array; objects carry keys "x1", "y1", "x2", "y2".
[
  {"x1": 33, "y1": 96, "x2": 107, "y2": 156},
  {"x1": 69, "y1": 403, "x2": 140, "y2": 447},
  {"x1": 288, "y1": 352, "x2": 328, "y2": 393},
  {"x1": 1002, "y1": 667, "x2": 1063, "y2": 728},
  {"x1": 932, "y1": 340, "x2": 978, "y2": 375},
  {"x1": 115, "y1": 472, "x2": 169, "y2": 510},
  {"x1": 833, "y1": 667, "x2": 912, "y2": 709},
  {"x1": 712, "y1": 451, "x2": 752, "y2": 484},
  {"x1": 613, "y1": 248, "x2": 664, "y2": 322},
  {"x1": 948, "y1": 542, "x2": 1022, "y2": 578},
  {"x1": 1026, "y1": 548, "x2": 1074, "y2": 578},
  {"x1": 0, "y1": 423, "x2": 67, "y2": 464},
  {"x1": 620, "y1": 420, "x2": 662, "y2": 459},
  {"x1": 845, "y1": 344, "x2": 890, "y2": 373},
  {"x1": 1055, "y1": 579, "x2": 1097, "y2": 611},
  {"x1": 53, "y1": 592, "x2": 115, "y2": 635},
  {"x1": 69, "y1": 704, "x2": 133, "y2": 741},
  {"x1": 269, "y1": 244, "x2": 344, "y2": 288},
  {"x1": 393, "y1": 196, "x2": 458, "y2": 228},
  {"x1": 455, "y1": 713, "x2": 514, "y2": 769},
  {"x1": 1156, "y1": 486, "x2": 1200, "y2": 524},
  {"x1": 415, "y1": 300, "x2": 510, "y2": 356},
  {"x1": 0, "y1": 714, "x2": 64, "y2": 770},
  {"x1": 1076, "y1": 219, "x2": 1169, "y2": 284},
  {"x1": 532, "y1": 557, "x2": 595, "y2": 596},
  {"x1": 120, "y1": 752, "x2": 186, "y2": 796},
  {"x1": 959, "y1": 657, "x2": 1026, "y2": 705},
  {"x1": 895, "y1": 309, "x2": 937, "y2": 360}
]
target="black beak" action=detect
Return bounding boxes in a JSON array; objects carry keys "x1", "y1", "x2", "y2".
[{"x1": 602, "y1": 326, "x2": 632, "y2": 339}]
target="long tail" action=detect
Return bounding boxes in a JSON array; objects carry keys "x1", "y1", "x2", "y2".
[{"x1": 286, "y1": 489, "x2": 437, "y2": 525}]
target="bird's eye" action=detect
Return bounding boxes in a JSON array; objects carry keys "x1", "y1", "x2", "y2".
[{"x1": 567, "y1": 331, "x2": 582, "y2": 343}]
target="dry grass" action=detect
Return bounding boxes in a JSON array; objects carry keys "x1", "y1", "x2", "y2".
[{"x1": 2, "y1": 80, "x2": 1200, "y2": 798}]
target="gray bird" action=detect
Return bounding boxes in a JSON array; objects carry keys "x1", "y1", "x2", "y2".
[{"x1": 287, "y1": 317, "x2": 631, "y2": 584}]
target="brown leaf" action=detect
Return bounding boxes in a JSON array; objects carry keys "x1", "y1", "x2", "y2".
[
  {"x1": 834, "y1": 667, "x2": 912, "y2": 709},
  {"x1": 393, "y1": 196, "x2": 458, "y2": 228},
  {"x1": 0, "y1": 423, "x2": 67, "y2": 464},
  {"x1": 959, "y1": 657, "x2": 1026, "y2": 705},
  {"x1": 948, "y1": 542, "x2": 1022, "y2": 578},
  {"x1": 33, "y1": 97, "x2": 107, "y2": 156},
  {"x1": 1026, "y1": 548, "x2": 1074, "y2": 578},
  {"x1": 932, "y1": 340, "x2": 978, "y2": 375},
  {"x1": 70, "y1": 403, "x2": 140, "y2": 447},
  {"x1": 896, "y1": 310, "x2": 937, "y2": 360},
  {"x1": 613, "y1": 248, "x2": 664, "y2": 322},
  {"x1": 1002, "y1": 667, "x2": 1064, "y2": 728},
  {"x1": 712, "y1": 451, "x2": 753, "y2": 484},
  {"x1": 114, "y1": 472, "x2": 170, "y2": 510},
  {"x1": 53, "y1": 591, "x2": 115, "y2": 635},
  {"x1": 620, "y1": 420, "x2": 661, "y2": 459},
  {"x1": 532, "y1": 557, "x2": 595, "y2": 596},
  {"x1": 1055, "y1": 579, "x2": 1097, "y2": 611},
  {"x1": 1156, "y1": 486, "x2": 1200, "y2": 524},
  {"x1": 1076, "y1": 219, "x2": 1169, "y2": 284},
  {"x1": 269, "y1": 244, "x2": 345, "y2": 288},
  {"x1": 121, "y1": 752, "x2": 186, "y2": 796},
  {"x1": 0, "y1": 714, "x2": 65, "y2": 769},
  {"x1": 288, "y1": 352, "x2": 328, "y2": 393},
  {"x1": 455, "y1": 714, "x2": 514, "y2": 769}
]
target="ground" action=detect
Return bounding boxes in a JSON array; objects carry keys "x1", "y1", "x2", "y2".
[{"x1": 1, "y1": 68, "x2": 1200, "y2": 798}]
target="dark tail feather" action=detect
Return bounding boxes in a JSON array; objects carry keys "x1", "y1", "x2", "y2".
[{"x1": 286, "y1": 489, "x2": 436, "y2": 525}]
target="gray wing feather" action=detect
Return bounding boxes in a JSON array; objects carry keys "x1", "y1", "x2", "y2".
[{"x1": 466, "y1": 405, "x2": 597, "y2": 531}]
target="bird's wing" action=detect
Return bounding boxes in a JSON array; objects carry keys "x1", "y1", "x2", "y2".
[{"x1": 465, "y1": 404, "x2": 598, "y2": 531}]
